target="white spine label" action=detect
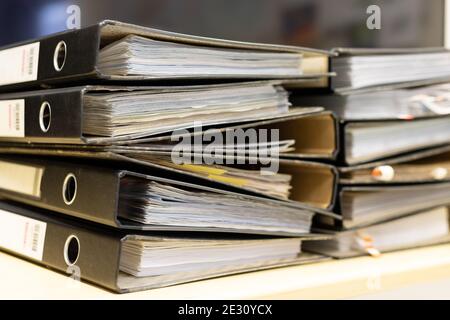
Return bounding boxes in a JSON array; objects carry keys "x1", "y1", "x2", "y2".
[
  {"x1": 0, "y1": 209, "x2": 47, "y2": 261},
  {"x1": 0, "y1": 99, "x2": 25, "y2": 137},
  {"x1": 0, "y1": 42, "x2": 40, "y2": 86}
]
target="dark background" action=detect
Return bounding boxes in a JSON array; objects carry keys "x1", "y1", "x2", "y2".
[{"x1": 0, "y1": 0, "x2": 445, "y2": 48}]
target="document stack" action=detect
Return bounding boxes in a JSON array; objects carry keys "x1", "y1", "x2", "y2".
[
  {"x1": 0, "y1": 20, "x2": 338, "y2": 293},
  {"x1": 294, "y1": 49, "x2": 450, "y2": 258}
]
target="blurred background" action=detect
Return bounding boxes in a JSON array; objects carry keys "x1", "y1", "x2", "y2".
[{"x1": 0, "y1": 0, "x2": 445, "y2": 48}]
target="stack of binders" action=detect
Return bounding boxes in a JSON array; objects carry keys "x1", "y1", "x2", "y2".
[
  {"x1": 2, "y1": 21, "x2": 450, "y2": 293},
  {"x1": 0, "y1": 20, "x2": 340, "y2": 293},
  {"x1": 295, "y1": 49, "x2": 450, "y2": 258}
]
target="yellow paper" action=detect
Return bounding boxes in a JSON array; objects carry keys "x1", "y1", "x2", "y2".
[{"x1": 179, "y1": 164, "x2": 227, "y2": 176}]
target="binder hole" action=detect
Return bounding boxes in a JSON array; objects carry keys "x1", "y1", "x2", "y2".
[
  {"x1": 39, "y1": 101, "x2": 51, "y2": 132},
  {"x1": 53, "y1": 41, "x2": 67, "y2": 72},
  {"x1": 64, "y1": 235, "x2": 80, "y2": 266},
  {"x1": 62, "y1": 173, "x2": 77, "y2": 205}
]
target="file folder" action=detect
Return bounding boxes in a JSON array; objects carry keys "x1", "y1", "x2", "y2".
[
  {"x1": 291, "y1": 83, "x2": 450, "y2": 122},
  {"x1": 316, "y1": 182, "x2": 450, "y2": 230},
  {"x1": 330, "y1": 47, "x2": 450, "y2": 93},
  {"x1": 306, "y1": 206, "x2": 450, "y2": 258},
  {"x1": 339, "y1": 144, "x2": 450, "y2": 185},
  {"x1": 338, "y1": 115, "x2": 450, "y2": 165},
  {"x1": 292, "y1": 83, "x2": 450, "y2": 165},
  {"x1": 0, "y1": 201, "x2": 327, "y2": 293},
  {"x1": 0, "y1": 156, "x2": 339, "y2": 236},
  {"x1": 0, "y1": 145, "x2": 340, "y2": 210},
  {"x1": 0, "y1": 20, "x2": 333, "y2": 91},
  {"x1": 0, "y1": 83, "x2": 334, "y2": 147}
]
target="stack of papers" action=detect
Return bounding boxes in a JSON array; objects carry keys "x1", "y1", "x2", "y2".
[
  {"x1": 98, "y1": 35, "x2": 303, "y2": 79},
  {"x1": 120, "y1": 237, "x2": 302, "y2": 277},
  {"x1": 119, "y1": 177, "x2": 312, "y2": 234},
  {"x1": 345, "y1": 117, "x2": 450, "y2": 164},
  {"x1": 332, "y1": 50, "x2": 450, "y2": 92},
  {"x1": 82, "y1": 83, "x2": 290, "y2": 141},
  {"x1": 129, "y1": 154, "x2": 293, "y2": 199},
  {"x1": 339, "y1": 183, "x2": 450, "y2": 228}
]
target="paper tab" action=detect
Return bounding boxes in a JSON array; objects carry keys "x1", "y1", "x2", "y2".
[
  {"x1": 0, "y1": 42, "x2": 40, "y2": 86},
  {"x1": 356, "y1": 231, "x2": 381, "y2": 258}
]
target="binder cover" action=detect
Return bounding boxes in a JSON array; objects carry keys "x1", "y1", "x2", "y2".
[
  {"x1": 0, "y1": 20, "x2": 333, "y2": 91},
  {"x1": 307, "y1": 205, "x2": 450, "y2": 258},
  {"x1": 339, "y1": 144, "x2": 450, "y2": 185},
  {"x1": 330, "y1": 47, "x2": 450, "y2": 94},
  {"x1": 0, "y1": 145, "x2": 340, "y2": 210},
  {"x1": 337, "y1": 114, "x2": 450, "y2": 165},
  {"x1": 0, "y1": 155, "x2": 340, "y2": 235},
  {"x1": 318, "y1": 182, "x2": 450, "y2": 230},
  {"x1": 0, "y1": 201, "x2": 328, "y2": 293},
  {"x1": 0, "y1": 83, "x2": 334, "y2": 147}
]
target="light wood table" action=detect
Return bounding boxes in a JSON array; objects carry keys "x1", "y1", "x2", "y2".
[{"x1": 1, "y1": 244, "x2": 450, "y2": 299}]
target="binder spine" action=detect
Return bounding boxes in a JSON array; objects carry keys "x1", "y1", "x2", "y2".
[
  {"x1": 0, "y1": 159, "x2": 123, "y2": 228},
  {"x1": 329, "y1": 112, "x2": 340, "y2": 160},
  {"x1": 0, "y1": 201, "x2": 122, "y2": 292},
  {"x1": 328, "y1": 164, "x2": 340, "y2": 210},
  {"x1": 0, "y1": 90, "x2": 85, "y2": 143},
  {"x1": 0, "y1": 25, "x2": 101, "y2": 91},
  {"x1": 336, "y1": 121, "x2": 348, "y2": 165}
]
